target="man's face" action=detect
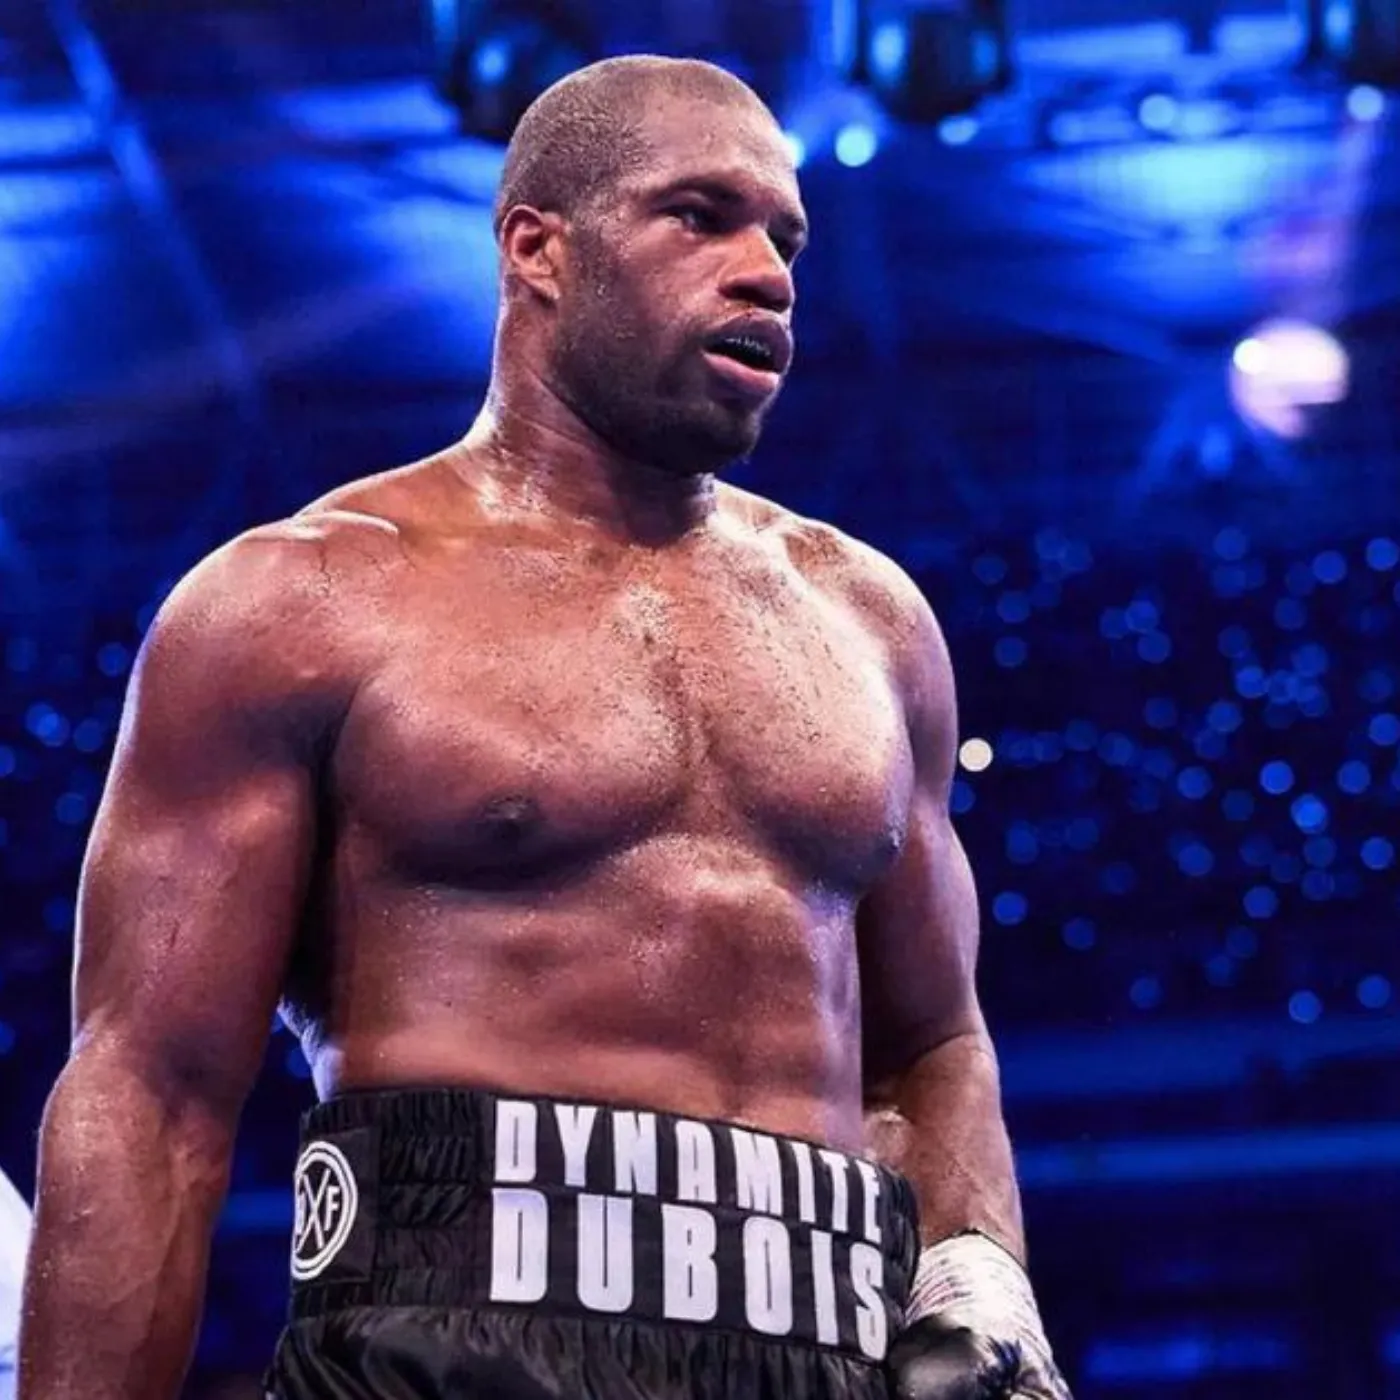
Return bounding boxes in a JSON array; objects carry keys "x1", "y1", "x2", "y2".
[{"x1": 550, "y1": 97, "x2": 808, "y2": 477}]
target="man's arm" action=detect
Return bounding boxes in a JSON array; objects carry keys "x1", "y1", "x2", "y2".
[
  {"x1": 858, "y1": 588, "x2": 1021, "y2": 1256},
  {"x1": 857, "y1": 571, "x2": 1070, "y2": 1397},
  {"x1": 18, "y1": 525, "x2": 350, "y2": 1400}
]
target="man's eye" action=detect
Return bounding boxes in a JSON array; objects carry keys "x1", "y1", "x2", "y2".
[{"x1": 672, "y1": 206, "x2": 718, "y2": 233}]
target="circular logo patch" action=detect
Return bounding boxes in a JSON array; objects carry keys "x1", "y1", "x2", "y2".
[{"x1": 291, "y1": 1142, "x2": 359, "y2": 1281}]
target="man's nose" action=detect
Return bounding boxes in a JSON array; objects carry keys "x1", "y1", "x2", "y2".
[{"x1": 720, "y1": 230, "x2": 795, "y2": 314}]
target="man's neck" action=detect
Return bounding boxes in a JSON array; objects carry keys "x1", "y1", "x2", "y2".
[{"x1": 458, "y1": 380, "x2": 719, "y2": 547}]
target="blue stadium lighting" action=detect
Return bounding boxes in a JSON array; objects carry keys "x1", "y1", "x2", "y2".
[
  {"x1": 992, "y1": 892, "x2": 1028, "y2": 926},
  {"x1": 0, "y1": 1022, "x2": 15, "y2": 1056},
  {"x1": 0, "y1": 747, "x2": 15, "y2": 779},
  {"x1": 996, "y1": 591, "x2": 1030, "y2": 623},
  {"x1": 1101, "y1": 863, "x2": 1137, "y2": 894},
  {"x1": 96, "y1": 642, "x2": 131, "y2": 677},
  {"x1": 950, "y1": 780, "x2": 975, "y2": 815},
  {"x1": 1217, "y1": 625, "x2": 1251, "y2": 659},
  {"x1": 1177, "y1": 843, "x2": 1215, "y2": 877},
  {"x1": 1290, "y1": 793, "x2": 1329, "y2": 833},
  {"x1": 1137, "y1": 633, "x2": 1172, "y2": 663},
  {"x1": 1143, "y1": 697, "x2": 1177, "y2": 729},
  {"x1": 1177, "y1": 767, "x2": 1212, "y2": 800},
  {"x1": 1287, "y1": 990, "x2": 1322, "y2": 1025},
  {"x1": 1098, "y1": 734, "x2": 1136, "y2": 767},
  {"x1": 1006, "y1": 825, "x2": 1039, "y2": 865},
  {"x1": 472, "y1": 37, "x2": 511, "y2": 84},
  {"x1": 1142, "y1": 749, "x2": 1176, "y2": 780},
  {"x1": 1360, "y1": 836, "x2": 1395, "y2": 870},
  {"x1": 834, "y1": 123, "x2": 878, "y2": 168},
  {"x1": 1272, "y1": 852, "x2": 1302, "y2": 883},
  {"x1": 1222, "y1": 790, "x2": 1255, "y2": 821},
  {"x1": 938, "y1": 115, "x2": 980, "y2": 146},
  {"x1": 994, "y1": 636, "x2": 1027, "y2": 668},
  {"x1": 1243, "y1": 885, "x2": 1279, "y2": 918},
  {"x1": 1348, "y1": 85, "x2": 1386, "y2": 122},
  {"x1": 73, "y1": 719, "x2": 106, "y2": 755},
  {"x1": 1360, "y1": 668, "x2": 1396, "y2": 702},
  {"x1": 55, "y1": 792, "x2": 89, "y2": 827},
  {"x1": 1357, "y1": 975, "x2": 1392, "y2": 1009},
  {"x1": 43, "y1": 898, "x2": 73, "y2": 933},
  {"x1": 782, "y1": 131, "x2": 808, "y2": 169},
  {"x1": 25, "y1": 704, "x2": 69, "y2": 748},
  {"x1": 1312, "y1": 549, "x2": 1347, "y2": 584},
  {"x1": 1303, "y1": 836, "x2": 1336, "y2": 868},
  {"x1": 1137, "y1": 93, "x2": 1179, "y2": 134},
  {"x1": 869, "y1": 20, "x2": 909, "y2": 83},
  {"x1": 1061, "y1": 919, "x2": 1096, "y2": 951},
  {"x1": 1259, "y1": 760, "x2": 1295, "y2": 794},
  {"x1": 1213, "y1": 526, "x2": 1249, "y2": 561},
  {"x1": 1300, "y1": 869, "x2": 1334, "y2": 901},
  {"x1": 1337, "y1": 759, "x2": 1372, "y2": 794},
  {"x1": 1064, "y1": 720, "x2": 1098, "y2": 751},
  {"x1": 1226, "y1": 927, "x2": 1259, "y2": 958},
  {"x1": 1207, "y1": 700, "x2": 1243, "y2": 733},
  {"x1": 1129, "y1": 976, "x2": 1162, "y2": 1010},
  {"x1": 1366, "y1": 536, "x2": 1400, "y2": 571},
  {"x1": 973, "y1": 553, "x2": 1007, "y2": 585},
  {"x1": 1100, "y1": 608, "x2": 1128, "y2": 640},
  {"x1": 1273, "y1": 597, "x2": 1307, "y2": 630},
  {"x1": 1325, "y1": 0, "x2": 1356, "y2": 51},
  {"x1": 1241, "y1": 834, "x2": 1273, "y2": 868},
  {"x1": 7, "y1": 637, "x2": 37, "y2": 673},
  {"x1": 1125, "y1": 599, "x2": 1159, "y2": 633},
  {"x1": 1205, "y1": 954, "x2": 1235, "y2": 987},
  {"x1": 1369, "y1": 713, "x2": 1400, "y2": 746}
]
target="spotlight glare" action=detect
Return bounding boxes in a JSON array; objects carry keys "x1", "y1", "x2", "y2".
[
  {"x1": 1229, "y1": 320, "x2": 1351, "y2": 440},
  {"x1": 1232, "y1": 337, "x2": 1267, "y2": 374},
  {"x1": 782, "y1": 130, "x2": 808, "y2": 168},
  {"x1": 834, "y1": 123, "x2": 878, "y2": 168},
  {"x1": 1138, "y1": 93, "x2": 1178, "y2": 133},
  {"x1": 1348, "y1": 84, "x2": 1385, "y2": 122},
  {"x1": 960, "y1": 738, "x2": 995, "y2": 773},
  {"x1": 870, "y1": 20, "x2": 909, "y2": 82},
  {"x1": 938, "y1": 114, "x2": 980, "y2": 146}
]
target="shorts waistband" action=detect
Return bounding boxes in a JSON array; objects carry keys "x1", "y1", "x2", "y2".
[{"x1": 286, "y1": 1086, "x2": 920, "y2": 1363}]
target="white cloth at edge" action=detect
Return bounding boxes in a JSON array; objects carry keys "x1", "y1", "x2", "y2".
[{"x1": 0, "y1": 1167, "x2": 32, "y2": 1398}]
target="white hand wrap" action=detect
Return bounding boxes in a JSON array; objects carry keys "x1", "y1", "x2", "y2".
[{"x1": 905, "y1": 1231, "x2": 1060, "y2": 1383}]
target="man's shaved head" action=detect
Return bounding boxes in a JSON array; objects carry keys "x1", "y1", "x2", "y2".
[
  {"x1": 493, "y1": 56, "x2": 776, "y2": 235},
  {"x1": 489, "y1": 53, "x2": 804, "y2": 478}
]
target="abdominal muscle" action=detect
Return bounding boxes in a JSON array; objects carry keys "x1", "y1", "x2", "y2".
[{"x1": 297, "y1": 859, "x2": 870, "y2": 1154}]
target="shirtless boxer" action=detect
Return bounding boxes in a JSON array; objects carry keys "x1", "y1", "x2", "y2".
[{"x1": 20, "y1": 56, "x2": 1070, "y2": 1400}]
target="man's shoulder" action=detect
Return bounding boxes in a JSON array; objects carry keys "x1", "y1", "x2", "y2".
[
  {"x1": 733, "y1": 489, "x2": 934, "y2": 637},
  {"x1": 142, "y1": 495, "x2": 413, "y2": 722}
]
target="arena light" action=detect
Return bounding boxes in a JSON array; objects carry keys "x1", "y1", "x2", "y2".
[
  {"x1": 859, "y1": 1, "x2": 1012, "y2": 123},
  {"x1": 959, "y1": 738, "x2": 995, "y2": 773},
  {"x1": 428, "y1": 0, "x2": 595, "y2": 143},
  {"x1": 1305, "y1": 0, "x2": 1400, "y2": 86},
  {"x1": 1229, "y1": 319, "x2": 1351, "y2": 440}
]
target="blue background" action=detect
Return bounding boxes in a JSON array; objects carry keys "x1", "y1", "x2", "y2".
[{"x1": 1, "y1": 0, "x2": 1398, "y2": 1394}]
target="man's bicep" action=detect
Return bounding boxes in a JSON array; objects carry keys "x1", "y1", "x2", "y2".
[
  {"x1": 857, "y1": 795, "x2": 984, "y2": 1090},
  {"x1": 72, "y1": 560, "x2": 323, "y2": 1117}
]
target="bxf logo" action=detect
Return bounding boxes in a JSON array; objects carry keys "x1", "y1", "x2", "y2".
[{"x1": 291, "y1": 1142, "x2": 359, "y2": 1281}]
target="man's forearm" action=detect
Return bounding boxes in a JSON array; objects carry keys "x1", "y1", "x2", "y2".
[
  {"x1": 865, "y1": 1030, "x2": 1025, "y2": 1258},
  {"x1": 19, "y1": 1051, "x2": 231, "y2": 1400}
]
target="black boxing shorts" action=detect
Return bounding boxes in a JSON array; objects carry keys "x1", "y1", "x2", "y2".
[{"x1": 263, "y1": 1086, "x2": 920, "y2": 1399}]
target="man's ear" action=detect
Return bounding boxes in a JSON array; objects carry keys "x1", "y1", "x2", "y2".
[{"x1": 499, "y1": 205, "x2": 568, "y2": 303}]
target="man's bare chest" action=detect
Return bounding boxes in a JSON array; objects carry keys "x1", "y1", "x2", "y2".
[{"x1": 331, "y1": 546, "x2": 915, "y2": 889}]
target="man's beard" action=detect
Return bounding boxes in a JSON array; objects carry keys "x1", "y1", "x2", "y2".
[{"x1": 553, "y1": 319, "x2": 768, "y2": 477}]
